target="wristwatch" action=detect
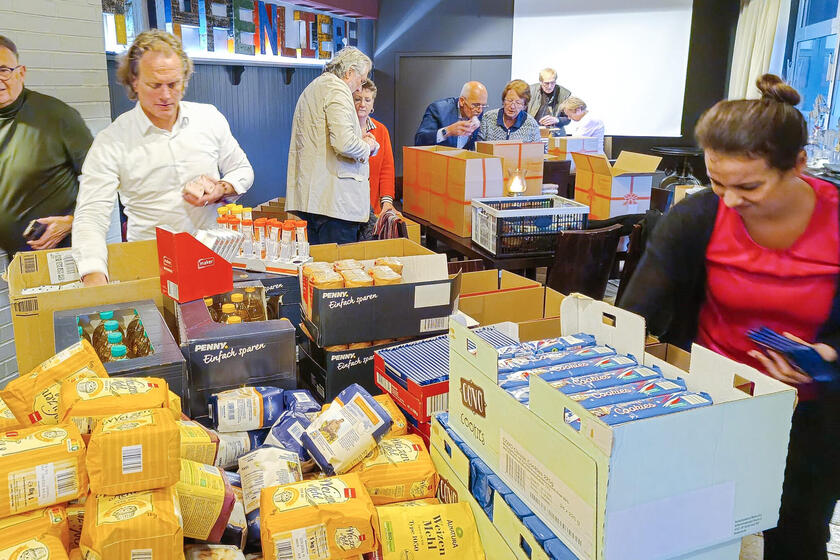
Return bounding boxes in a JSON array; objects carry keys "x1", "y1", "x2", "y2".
[{"x1": 440, "y1": 127, "x2": 448, "y2": 138}]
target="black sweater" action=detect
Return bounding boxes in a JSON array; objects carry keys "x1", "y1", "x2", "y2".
[{"x1": 619, "y1": 186, "x2": 840, "y2": 367}]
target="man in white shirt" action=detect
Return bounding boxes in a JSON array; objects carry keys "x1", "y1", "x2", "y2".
[
  {"x1": 73, "y1": 29, "x2": 253, "y2": 287},
  {"x1": 561, "y1": 96, "x2": 606, "y2": 154}
]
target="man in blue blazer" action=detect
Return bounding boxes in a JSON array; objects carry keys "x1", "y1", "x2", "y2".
[{"x1": 414, "y1": 81, "x2": 488, "y2": 151}]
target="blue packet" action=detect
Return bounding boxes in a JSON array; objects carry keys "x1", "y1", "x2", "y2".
[
  {"x1": 496, "y1": 341, "x2": 539, "y2": 360},
  {"x1": 301, "y1": 383, "x2": 392, "y2": 475},
  {"x1": 245, "y1": 509, "x2": 261, "y2": 551},
  {"x1": 524, "y1": 515, "x2": 556, "y2": 545},
  {"x1": 500, "y1": 355, "x2": 638, "y2": 390},
  {"x1": 504, "y1": 493, "x2": 533, "y2": 520},
  {"x1": 220, "y1": 471, "x2": 247, "y2": 550},
  {"x1": 544, "y1": 537, "x2": 579, "y2": 560},
  {"x1": 208, "y1": 386, "x2": 285, "y2": 432},
  {"x1": 748, "y1": 327, "x2": 839, "y2": 384},
  {"x1": 534, "y1": 333, "x2": 597, "y2": 354},
  {"x1": 470, "y1": 458, "x2": 494, "y2": 508},
  {"x1": 568, "y1": 377, "x2": 687, "y2": 409},
  {"x1": 436, "y1": 411, "x2": 450, "y2": 427},
  {"x1": 263, "y1": 409, "x2": 314, "y2": 468},
  {"x1": 506, "y1": 385, "x2": 531, "y2": 405},
  {"x1": 283, "y1": 389, "x2": 321, "y2": 414},
  {"x1": 567, "y1": 391, "x2": 714, "y2": 429},
  {"x1": 498, "y1": 345, "x2": 616, "y2": 374},
  {"x1": 552, "y1": 365, "x2": 662, "y2": 394}
]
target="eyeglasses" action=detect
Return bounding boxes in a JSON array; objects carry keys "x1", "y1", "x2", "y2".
[
  {"x1": 466, "y1": 102, "x2": 488, "y2": 111},
  {"x1": 0, "y1": 66, "x2": 21, "y2": 81},
  {"x1": 540, "y1": 80, "x2": 556, "y2": 87},
  {"x1": 503, "y1": 98, "x2": 525, "y2": 108}
]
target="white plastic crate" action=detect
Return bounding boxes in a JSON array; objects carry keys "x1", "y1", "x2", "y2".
[{"x1": 471, "y1": 195, "x2": 589, "y2": 256}]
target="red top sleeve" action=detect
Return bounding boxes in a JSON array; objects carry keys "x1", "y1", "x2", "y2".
[{"x1": 368, "y1": 117, "x2": 395, "y2": 214}]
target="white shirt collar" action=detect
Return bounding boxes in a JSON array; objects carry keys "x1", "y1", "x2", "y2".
[{"x1": 133, "y1": 101, "x2": 190, "y2": 135}]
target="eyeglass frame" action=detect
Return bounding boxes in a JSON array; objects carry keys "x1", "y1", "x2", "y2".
[
  {"x1": 502, "y1": 97, "x2": 525, "y2": 109},
  {"x1": 460, "y1": 98, "x2": 488, "y2": 111},
  {"x1": 0, "y1": 65, "x2": 22, "y2": 81}
]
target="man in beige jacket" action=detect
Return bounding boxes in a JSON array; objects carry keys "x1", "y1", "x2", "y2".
[{"x1": 286, "y1": 47, "x2": 378, "y2": 244}]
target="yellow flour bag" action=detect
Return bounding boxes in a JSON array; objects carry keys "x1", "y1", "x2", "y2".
[
  {"x1": 350, "y1": 435, "x2": 437, "y2": 505},
  {"x1": 176, "y1": 459, "x2": 235, "y2": 542},
  {"x1": 0, "y1": 423, "x2": 87, "y2": 516},
  {"x1": 381, "y1": 497, "x2": 440, "y2": 507},
  {"x1": 70, "y1": 549, "x2": 81, "y2": 560},
  {"x1": 178, "y1": 420, "x2": 219, "y2": 464},
  {"x1": 0, "y1": 505, "x2": 70, "y2": 552},
  {"x1": 260, "y1": 473, "x2": 378, "y2": 559},
  {"x1": 0, "y1": 396, "x2": 21, "y2": 431},
  {"x1": 168, "y1": 390, "x2": 183, "y2": 420},
  {"x1": 373, "y1": 395, "x2": 407, "y2": 436},
  {"x1": 67, "y1": 499, "x2": 86, "y2": 550},
  {"x1": 86, "y1": 408, "x2": 180, "y2": 495},
  {"x1": 376, "y1": 502, "x2": 485, "y2": 560},
  {"x1": 79, "y1": 486, "x2": 183, "y2": 559},
  {"x1": 0, "y1": 532, "x2": 68, "y2": 559},
  {"x1": 59, "y1": 377, "x2": 169, "y2": 434},
  {"x1": 0, "y1": 340, "x2": 107, "y2": 427}
]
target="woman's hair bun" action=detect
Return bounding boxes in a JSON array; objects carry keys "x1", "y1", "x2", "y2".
[{"x1": 756, "y1": 74, "x2": 800, "y2": 106}]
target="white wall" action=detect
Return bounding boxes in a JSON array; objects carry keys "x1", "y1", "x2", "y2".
[{"x1": 0, "y1": 0, "x2": 112, "y2": 133}]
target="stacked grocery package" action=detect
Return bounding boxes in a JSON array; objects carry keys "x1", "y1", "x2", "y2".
[{"x1": 830, "y1": 501, "x2": 840, "y2": 559}]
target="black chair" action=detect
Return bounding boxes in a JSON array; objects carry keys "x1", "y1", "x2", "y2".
[
  {"x1": 615, "y1": 210, "x2": 663, "y2": 305},
  {"x1": 546, "y1": 224, "x2": 622, "y2": 300}
]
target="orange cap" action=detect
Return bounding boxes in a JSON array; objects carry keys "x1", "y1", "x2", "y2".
[
  {"x1": 242, "y1": 219, "x2": 253, "y2": 226},
  {"x1": 282, "y1": 221, "x2": 295, "y2": 231},
  {"x1": 255, "y1": 218, "x2": 267, "y2": 227},
  {"x1": 295, "y1": 220, "x2": 307, "y2": 228}
]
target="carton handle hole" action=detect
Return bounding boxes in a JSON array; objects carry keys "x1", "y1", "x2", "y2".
[
  {"x1": 564, "y1": 408, "x2": 582, "y2": 432},
  {"x1": 733, "y1": 374, "x2": 755, "y2": 396},
  {"x1": 602, "y1": 312, "x2": 616, "y2": 328},
  {"x1": 467, "y1": 339, "x2": 478, "y2": 356},
  {"x1": 520, "y1": 535, "x2": 533, "y2": 558}
]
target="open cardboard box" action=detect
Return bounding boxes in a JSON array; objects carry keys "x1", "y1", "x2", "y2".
[
  {"x1": 572, "y1": 151, "x2": 661, "y2": 219},
  {"x1": 447, "y1": 295, "x2": 796, "y2": 560},
  {"x1": 457, "y1": 269, "x2": 564, "y2": 327},
  {"x1": 300, "y1": 238, "x2": 459, "y2": 346},
  {"x1": 547, "y1": 136, "x2": 602, "y2": 172},
  {"x1": 7, "y1": 240, "x2": 164, "y2": 373},
  {"x1": 475, "y1": 140, "x2": 545, "y2": 197}
]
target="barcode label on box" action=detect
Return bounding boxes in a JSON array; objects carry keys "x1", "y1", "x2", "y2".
[
  {"x1": 13, "y1": 298, "x2": 38, "y2": 314},
  {"x1": 46, "y1": 252, "x2": 79, "y2": 285},
  {"x1": 55, "y1": 468, "x2": 77, "y2": 497},
  {"x1": 420, "y1": 317, "x2": 448, "y2": 333},
  {"x1": 275, "y1": 538, "x2": 293, "y2": 560},
  {"x1": 500, "y1": 430, "x2": 594, "y2": 560},
  {"x1": 131, "y1": 549, "x2": 152, "y2": 560},
  {"x1": 122, "y1": 445, "x2": 143, "y2": 474},
  {"x1": 288, "y1": 421, "x2": 304, "y2": 444},
  {"x1": 426, "y1": 393, "x2": 448, "y2": 415},
  {"x1": 376, "y1": 372, "x2": 396, "y2": 395},
  {"x1": 167, "y1": 280, "x2": 179, "y2": 300}
]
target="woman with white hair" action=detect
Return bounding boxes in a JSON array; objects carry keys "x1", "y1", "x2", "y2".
[
  {"x1": 286, "y1": 46, "x2": 379, "y2": 245},
  {"x1": 561, "y1": 96, "x2": 605, "y2": 153}
]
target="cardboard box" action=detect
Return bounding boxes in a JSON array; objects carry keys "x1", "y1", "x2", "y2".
[
  {"x1": 300, "y1": 239, "x2": 459, "y2": 346},
  {"x1": 402, "y1": 145, "x2": 504, "y2": 236},
  {"x1": 475, "y1": 141, "x2": 545, "y2": 197},
  {"x1": 252, "y1": 197, "x2": 297, "y2": 222},
  {"x1": 548, "y1": 136, "x2": 603, "y2": 172},
  {"x1": 53, "y1": 300, "x2": 189, "y2": 414},
  {"x1": 232, "y1": 270, "x2": 302, "y2": 337},
  {"x1": 572, "y1": 152, "x2": 662, "y2": 220},
  {"x1": 447, "y1": 296, "x2": 796, "y2": 560},
  {"x1": 175, "y1": 281, "x2": 296, "y2": 417},
  {"x1": 156, "y1": 227, "x2": 234, "y2": 304},
  {"x1": 7, "y1": 240, "x2": 164, "y2": 373},
  {"x1": 458, "y1": 269, "x2": 541, "y2": 297},
  {"x1": 401, "y1": 216, "x2": 422, "y2": 245}
]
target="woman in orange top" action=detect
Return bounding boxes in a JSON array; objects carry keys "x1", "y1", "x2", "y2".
[{"x1": 354, "y1": 79, "x2": 396, "y2": 217}]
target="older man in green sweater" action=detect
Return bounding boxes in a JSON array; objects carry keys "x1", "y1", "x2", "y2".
[{"x1": 0, "y1": 35, "x2": 93, "y2": 255}]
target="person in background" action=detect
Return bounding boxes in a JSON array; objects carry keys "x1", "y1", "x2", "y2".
[
  {"x1": 414, "y1": 81, "x2": 488, "y2": 150},
  {"x1": 478, "y1": 79, "x2": 542, "y2": 143},
  {"x1": 73, "y1": 29, "x2": 253, "y2": 287},
  {"x1": 354, "y1": 79, "x2": 397, "y2": 240},
  {"x1": 620, "y1": 74, "x2": 840, "y2": 560},
  {"x1": 527, "y1": 67, "x2": 571, "y2": 134},
  {"x1": 286, "y1": 46, "x2": 378, "y2": 245},
  {"x1": 561, "y1": 96, "x2": 605, "y2": 153},
  {"x1": 0, "y1": 35, "x2": 92, "y2": 255}
]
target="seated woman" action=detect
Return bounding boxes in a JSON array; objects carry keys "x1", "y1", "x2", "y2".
[
  {"x1": 561, "y1": 96, "x2": 605, "y2": 154},
  {"x1": 478, "y1": 79, "x2": 541, "y2": 143},
  {"x1": 620, "y1": 74, "x2": 840, "y2": 560}
]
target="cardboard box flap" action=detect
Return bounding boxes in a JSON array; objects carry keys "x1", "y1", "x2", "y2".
[
  {"x1": 335, "y1": 238, "x2": 435, "y2": 260},
  {"x1": 559, "y1": 294, "x2": 646, "y2": 360},
  {"x1": 571, "y1": 152, "x2": 612, "y2": 176},
  {"x1": 613, "y1": 151, "x2": 662, "y2": 176}
]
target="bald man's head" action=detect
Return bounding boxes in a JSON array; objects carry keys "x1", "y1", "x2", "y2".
[{"x1": 458, "y1": 81, "x2": 488, "y2": 119}]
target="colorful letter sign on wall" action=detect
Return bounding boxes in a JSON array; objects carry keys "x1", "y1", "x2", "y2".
[{"x1": 101, "y1": 0, "x2": 357, "y2": 63}]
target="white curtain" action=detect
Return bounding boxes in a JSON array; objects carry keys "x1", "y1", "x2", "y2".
[{"x1": 728, "y1": 0, "x2": 784, "y2": 99}]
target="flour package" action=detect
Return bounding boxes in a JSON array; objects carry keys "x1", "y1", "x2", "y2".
[
  {"x1": 179, "y1": 419, "x2": 220, "y2": 464},
  {"x1": 0, "y1": 423, "x2": 88, "y2": 516},
  {"x1": 259, "y1": 474, "x2": 378, "y2": 559},
  {"x1": 176, "y1": 459, "x2": 236, "y2": 542},
  {"x1": 0, "y1": 395, "x2": 21, "y2": 431},
  {"x1": 282, "y1": 389, "x2": 320, "y2": 414},
  {"x1": 185, "y1": 544, "x2": 247, "y2": 559},
  {"x1": 221, "y1": 471, "x2": 248, "y2": 550},
  {"x1": 59, "y1": 377, "x2": 169, "y2": 434},
  {"x1": 350, "y1": 435, "x2": 437, "y2": 505},
  {"x1": 238, "y1": 446, "x2": 303, "y2": 550},
  {"x1": 376, "y1": 501, "x2": 484, "y2": 560},
  {"x1": 0, "y1": 531, "x2": 68, "y2": 560},
  {"x1": 0, "y1": 505, "x2": 70, "y2": 551},
  {"x1": 263, "y1": 409, "x2": 314, "y2": 471},
  {"x1": 301, "y1": 384, "x2": 392, "y2": 475},
  {"x1": 209, "y1": 387, "x2": 285, "y2": 432},
  {"x1": 214, "y1": 428, "x2": 269, "y2": 470}
]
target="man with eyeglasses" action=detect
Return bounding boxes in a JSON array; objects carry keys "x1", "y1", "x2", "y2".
[
  {"x1": 414, "y1": 81, "x2": 488, "y2": 150},
  {"x1": 527, "y1": 68, "x2": 571, "y2": 135},
  {"x1": 73, "y1": 29, "x2": 253, "y2": 287},
  {"x1": 0, "y1": 35, "x2": 93, "y2": 256}
]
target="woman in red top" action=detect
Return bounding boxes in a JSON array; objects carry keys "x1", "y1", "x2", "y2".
[
  {"x1": 621, "y1": 75, "x2": 840, "y2": 559},
  {"x1": 353, "y1": 79, "x2": 396, "y2": 217}
]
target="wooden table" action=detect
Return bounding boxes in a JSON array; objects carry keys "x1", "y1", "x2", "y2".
[{"x1": 402, "y1": 212, "x2": 555, "y2": 279}]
